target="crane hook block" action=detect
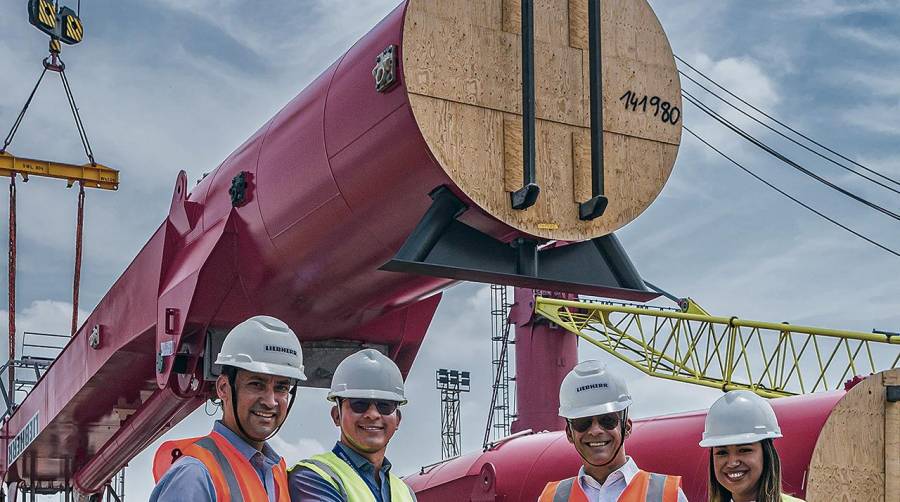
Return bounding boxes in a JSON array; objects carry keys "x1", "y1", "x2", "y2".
[{"x1": 28, "y1": 0, "x2": 84, "y2": 46}]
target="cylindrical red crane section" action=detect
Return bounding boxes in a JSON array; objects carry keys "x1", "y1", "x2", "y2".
[
  {"x1": 181, "y1": 0, "x2": 681, "y2": 338},
  {"x1": 185, "y1": 1, "x2": 452, "y2": 339}
]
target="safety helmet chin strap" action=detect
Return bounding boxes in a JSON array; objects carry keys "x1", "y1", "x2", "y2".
[
  {"x1": 226, "y1": 366, "x2": 299, "y2": 444},
  {"x1": 568, "y1": 408, "x2": 629, "y2": 468}
]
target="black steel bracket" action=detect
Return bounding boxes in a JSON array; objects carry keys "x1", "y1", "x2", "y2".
[
  {"x1": 382, "y1": 187, "x2": 657, "y2": 301},
  {"x1": 511, "y1": 0, "x2": 540, "y2": 211},
  {"x1": 579, "y1": 0, "x2": 608, "y2": 221},
  {"x1": 887, "y1": 385, "x2": 900, "y2": 403},
  {"x1": 229, "y1": 171, "x2": 251, "y2": 207}
]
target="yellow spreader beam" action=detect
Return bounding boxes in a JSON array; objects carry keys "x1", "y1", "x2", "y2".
[{"x1": 0, "y1": 151, "x2": 118, "y2": 190}]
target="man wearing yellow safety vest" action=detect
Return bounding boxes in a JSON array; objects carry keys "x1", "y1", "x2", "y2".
[
  {"x1": 150, "y1": 316, "x2": 306, "y2": 502},
  {"x1": 539, "y1": 360, "x2": 688, "y2": 502},
  {"x1": 289, "y1": 348, "x2": 417, "y2": 501}
]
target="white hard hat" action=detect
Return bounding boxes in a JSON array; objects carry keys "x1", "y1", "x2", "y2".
[
  {"x1": 327, "y1": 349, "x2": 407, "y2": 404},
  {"x1": 558, "y1": 360, "x2": 632, "y2": 419},
  {"x1": 215, "y1": 316, "x2": 306, "y2": 381},
  {"x1": 699, "y1": 390, "x2": 782, "y2": 447}
]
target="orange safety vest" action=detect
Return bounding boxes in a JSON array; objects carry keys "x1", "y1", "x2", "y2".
[
  {"x1": 539, "y1": 470, "x2": 680, "y2": 502},
  {"x1": 153, "y1": 432, "x2": 290, "y2": 502}
]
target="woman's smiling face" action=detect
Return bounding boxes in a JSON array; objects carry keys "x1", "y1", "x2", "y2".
[{"x1": 712, "y1": 442, "x2": 764, "y2": 502}]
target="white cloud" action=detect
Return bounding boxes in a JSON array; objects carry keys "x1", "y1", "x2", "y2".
[
  {"x1": 780, "y1": 0, "x2": 897, "y2": 18},
  {"x1": 831, "y1": 26, "x2": 900, "y2": 52},
  {"x1": 832, "y1": 69, "x2": 900, "y2": 97},
  {"x1": 843, "y1": 100, "x2": 900, "y2": 136}
]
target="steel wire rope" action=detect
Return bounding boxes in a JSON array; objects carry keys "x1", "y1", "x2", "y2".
[
  {"x1": 59, "y1": 66, "x2": 96, "y2": 165},
  {"x1": 683, "y1": 125, "x2": 900, "y2": 258},
  {"x1": 675, "y1": 54, "x2": 900, "y2": 187},
  {"x1": 2, "y1": 67, "x2": 49, "y2": 153},
  {"x1": 682, "y1": 90, "x2": 900, "y2": 223},
  {"x1": 678, "y1": 70, "x2": 900, "y2": 196}
]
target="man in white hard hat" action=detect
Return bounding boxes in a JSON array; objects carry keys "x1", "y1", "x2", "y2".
[
  {"x1": 150, "y1": 315, "x2": 306, "y2": 502},
  {"x1": 539, "y1": 360, "x2": 687, "y2": 502},
  {"x1": 289, "y1": 348, "x2": 417, "y2": 501}
]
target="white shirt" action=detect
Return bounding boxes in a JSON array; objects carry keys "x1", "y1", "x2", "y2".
[{"x1": 576, "y1": 457, "x2": 690, "y2": 502}]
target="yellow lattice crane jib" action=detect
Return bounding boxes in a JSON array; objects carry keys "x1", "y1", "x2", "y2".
[
  {"x1": 0, "y1": 152, "x2": 118, "y2": 190},
  {"x1": 533, "y1": 296, "x2": 900, "y2": 398}
]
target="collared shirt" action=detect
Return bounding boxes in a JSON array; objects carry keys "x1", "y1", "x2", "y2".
[
  {"x1": 576, "y1": 457, "x2": 689, "y2": 502},
  {"x1": 150, "y1": 421, "x2": 282, "y2": 502},
  {"x1": 289, "y1": 441, "x2": 395, "y2": 502}
]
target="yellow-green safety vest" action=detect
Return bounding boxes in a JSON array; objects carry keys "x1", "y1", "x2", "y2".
[{"x1": 292, "y1": 451, "x2": 417, "y2": 502}]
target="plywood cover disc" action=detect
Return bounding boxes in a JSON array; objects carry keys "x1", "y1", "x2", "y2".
[
  {"x1": 806, "y1": 368, "x2": 899, "y2": 502},
  {"x1": 403, "y1": 0, "x2": 682, "y2": 241}
]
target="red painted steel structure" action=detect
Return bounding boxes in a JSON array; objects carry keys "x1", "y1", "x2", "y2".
[
  {"x1": 1, "y1": 1, "x2": 649, "y2": 494},
  {"x1": 508, "y1": 288, "x2": 578, "y2": 435},
  {"x1": 407, "y1": 387, "x2": 843, "y2": 501},
  {"x1": 2, "y1": 1, "x2": 486, "y2": 493}
]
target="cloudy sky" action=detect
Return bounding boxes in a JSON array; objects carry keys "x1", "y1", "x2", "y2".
[{"x1": 1, "y1": 0, "x2": 899, "y2": 498}]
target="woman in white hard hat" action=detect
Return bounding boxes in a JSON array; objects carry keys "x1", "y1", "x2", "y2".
[{"x1": 700, "y1": 390, "x2": 804, "y2": 502}]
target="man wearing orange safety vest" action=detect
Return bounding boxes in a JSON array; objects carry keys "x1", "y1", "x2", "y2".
[
  {"x1": 539, "y1": 361, "x2": 687, "y2": 502},
  {"x1": 150, "y1": 316, "x2": 307, "y2": 502}
]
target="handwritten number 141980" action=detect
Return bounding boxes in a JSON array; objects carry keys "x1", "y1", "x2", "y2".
[{"x1": 619, "y1": 90, "x2": 680, "y2": 125}]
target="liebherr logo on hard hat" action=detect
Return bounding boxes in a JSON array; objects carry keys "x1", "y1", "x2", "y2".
[
  {"x1": 576, "y1": 383, "x2": 609, "y2": 392},
  {"x1": 265, "y1": 345, "x2": 297, "y2": 356}
]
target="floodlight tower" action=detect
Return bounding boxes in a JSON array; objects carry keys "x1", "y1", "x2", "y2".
[{"x1": 436, "y1": 368, "x2": 471, "y2": 459}]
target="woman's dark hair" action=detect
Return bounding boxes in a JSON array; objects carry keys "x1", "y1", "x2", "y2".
[{"x1": 707, "y1": 439, "x2": 782, "y2": 502}]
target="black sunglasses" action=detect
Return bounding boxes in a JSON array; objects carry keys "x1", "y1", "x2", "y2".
[
  {"x1": 346, "y1": 398, "x2": 399, "y2": 415},
  {"x1": 569, "y1": 413, "x2": 621, "y2": 433}
]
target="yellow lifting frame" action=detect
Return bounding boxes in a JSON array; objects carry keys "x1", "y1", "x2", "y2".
[
  {"x1": 534, "y1": 296, "x2": 900, "y2": 398},
  {"x1": 0, "y1": 151, "x2": 118, "y2": 190}
]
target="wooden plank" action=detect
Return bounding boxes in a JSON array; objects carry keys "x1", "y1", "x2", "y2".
[
  {"x1": 807, "y1": 372, "x2": 887, "y2": 502},
  {"x1": 502, "y1": 0, "x2": 570, "y2": 47},
  {"x1": 504, "y1": 115, "x2": 524, "y2": 192},
  {"x1": 884, "y1": 368, "x2": 900, "y2": 385},
  {"x1": 571, "y1": 129, "x2": 591, "y2": 202},
  {"x1": 885, "y1": 369, "x2": 899, "y2": 502},
  {"x1": 502, "y1": 0, "x2": 520, "y2": 35},
  {"x1": 405, "y1": 7, "x2": 584, "y2": 126},
  {"x1": 568, "y1": 0, "x2": 587, "y2": 49},
  {"x1": 886, "y1": 400, "x2": 899, "y2": 501},
  {"x1": 597, "y1": 53, "x2": 682, "y2": 145},
  {"x1": 415, "y1": 0, "x2": 503, "y2": 31}
]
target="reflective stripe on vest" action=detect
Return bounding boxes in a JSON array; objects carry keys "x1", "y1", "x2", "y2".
[
  {"x1": 194, "y1": 436, "x2": 245, "y2": 502},
  {"x1": 153, "y1": 432, "x2": 289, "y2": 502},
  {"x1": 539, "y1": 470, "x2": 681, "y2": 502},
  {"x1": 292, "y1": 451, "x2": 417, "y2": 502}
]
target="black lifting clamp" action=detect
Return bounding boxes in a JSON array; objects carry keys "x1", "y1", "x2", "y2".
[{"x1": 579, "y1": 0, "x2": 609, "y2": 221}]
